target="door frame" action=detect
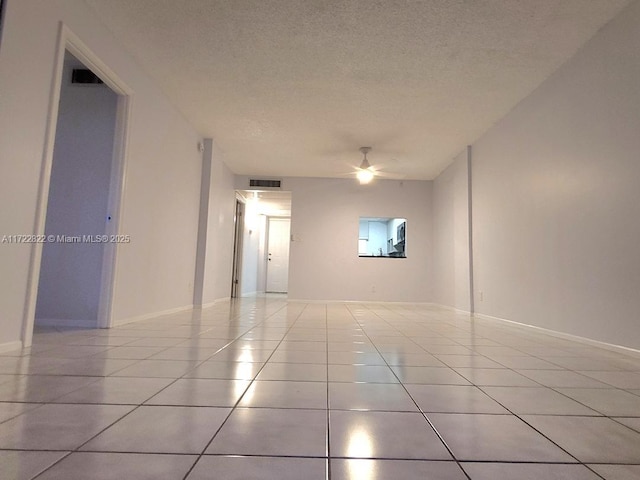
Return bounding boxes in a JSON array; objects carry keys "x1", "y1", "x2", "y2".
[
  {"x1": 21, "y1": 23, "x2": 133, "y2": 346},
  {"x1": 0, "y1": 0, "x2": 6, "y2": 47},
  {"x1": 230, "y1": 196, "x2": 246, "y2": 298}
]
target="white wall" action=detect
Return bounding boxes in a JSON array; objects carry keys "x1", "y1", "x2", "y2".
[
  {"x1": 258, "y1": 177, "x2": 433, "y2": 302},
  {"x1": 471, "y1": 0, "x2": 640, "y2": 349},
  {"x1": 198, "y1": 139, "x2": 236, "y2": 305},
  {"x1": 193, "y1": 141, "x2": 212, "y2": 307},
  {"x1": 432, "y1": 151, "x2": 471, "y2": 312},
  {"x1": 240, "y1": 202, "x2": 265, "y2": 296},
  {"x1": 35, "y1": 58, "x2": 117, "y2": 326},
  {"x1": 0, "y1": 0, "x2": 204, "y2": 347}
]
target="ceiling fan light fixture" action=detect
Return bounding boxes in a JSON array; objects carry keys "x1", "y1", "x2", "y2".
[
  {"x1": 357, "y1": 146, "x2": 374, "y2": 184},
  {"x1": 359, "y1": 158, "x2": 371, "y2": 170},
  {"x1": 357, "y1": 168, "x2": 374, "y2": 184}
]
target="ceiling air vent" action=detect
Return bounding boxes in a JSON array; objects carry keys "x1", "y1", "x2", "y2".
[
  {"x1": 71, "y1": 69, "x2": 104, "y2": 85},
  {"x1": 249, "y1": 179, "x2": 281, "y2": 188}
]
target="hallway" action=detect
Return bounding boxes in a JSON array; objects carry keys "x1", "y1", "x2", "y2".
[{"x1": 1, "y1": 297, "x2": 639, "y2": 479}]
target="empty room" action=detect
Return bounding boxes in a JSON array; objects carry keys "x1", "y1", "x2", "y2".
[{"x1": 1, "y1": 0, "x2": 639, "y2": 479}]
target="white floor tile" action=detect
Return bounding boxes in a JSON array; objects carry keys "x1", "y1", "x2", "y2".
[{"x1": 2, "y1": 298, "x2": 638, "y2": 479}]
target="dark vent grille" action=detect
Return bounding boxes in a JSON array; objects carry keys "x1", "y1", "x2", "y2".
[
  {"x1": 249, "y1": 179, "x2": 281, "y2": 188},
  {"x1": 71, "y1": 69, "x2": 104, "y2": 84}
]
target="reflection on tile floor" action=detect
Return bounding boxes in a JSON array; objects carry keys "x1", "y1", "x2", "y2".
[{"x1": 1, "y1": 297, "x2": 640, "y2": 479}]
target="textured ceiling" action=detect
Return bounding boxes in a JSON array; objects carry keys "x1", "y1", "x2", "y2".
[{"x1": 85, "y1": 0, "x2": 631, "y2": 180}]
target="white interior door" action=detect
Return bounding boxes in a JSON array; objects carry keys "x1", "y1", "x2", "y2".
[{"x1": 266, "y1": 217, "x2": 291, "y2": 293}]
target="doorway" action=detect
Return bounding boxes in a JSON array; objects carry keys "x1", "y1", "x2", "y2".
[
  {"x1": 232, "y1": 190, "x2": 292, "y2": 297},
  {"x1": 23, "y1": 26, "x2": 132, "y2": 347},
  {"x1": 266, "y1": 217, "x2": 291, "y2": 293},
  {"x1": 34, "y1": 52, "x2": 118, "y2": 329}
]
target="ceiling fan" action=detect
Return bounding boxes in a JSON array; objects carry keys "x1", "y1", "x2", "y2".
[{"x1": 354, "y1": 146, "x2": 403, "y2": 184}]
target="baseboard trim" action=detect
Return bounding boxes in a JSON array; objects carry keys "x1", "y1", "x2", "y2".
[
  {"x1": 195, "y1": 297, "x2": 231, "y2": 309},
  {"x1": 473, "y1": 312, "x2": 640, "y2": 358},
  {"x1": 35, "y1": 318, "x2": 97, "y2": 328},
  {"x1": 112, "y1": 304, "x2": 194, "y2": 328},
  {"x1": 433, "y1": 304, "x2": 473, "y2": 315},
  {"x1": 0, "y1": 340, "x2": 23, "y2": 354}
]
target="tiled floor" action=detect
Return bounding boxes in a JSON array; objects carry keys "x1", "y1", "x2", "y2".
[{"x1": 1, "y1": 297, "x2": 640, "y2": 479}]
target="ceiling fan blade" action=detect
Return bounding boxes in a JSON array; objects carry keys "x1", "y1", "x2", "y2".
[{"x1": 333, "y1": 147, "x2": 406, "y2": 181}]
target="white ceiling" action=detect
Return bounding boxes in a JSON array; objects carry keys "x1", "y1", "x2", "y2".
[{"x1": 85, "y1": 0, "x2": 631, "y2": 180}]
